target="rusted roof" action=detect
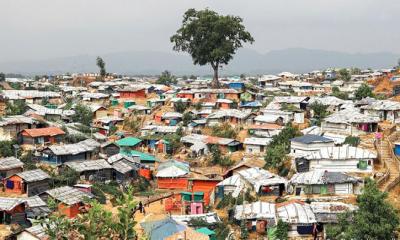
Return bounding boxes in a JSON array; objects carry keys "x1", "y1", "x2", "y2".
[{"x1": 22, "y1": 127, "x2": 65, "y2": 138}]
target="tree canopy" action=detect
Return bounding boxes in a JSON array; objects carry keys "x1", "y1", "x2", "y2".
[
  {"x1": 171, "y1": 8, "x2": 254, "y2": 88},
  {"x1": 326, "y1": 179, "x2": 399, "y2": 240},
  {"x1": 310, "y1": 101, "x2": 328, "y2": 126},
  {"x1": 72, "y1": 103, "x2": 93, "y2": 126},
  {"x1": 156, "y1": 70, "x2": 177, "y2": 86},
  {"x1": 354, "y1": 83, "x2": 374, "y2": 100},
  {"x1": 96, "y1": 56, "x2": 106, "y2": 79},
  {"x1": 338, "y1": 68, "x2": 351, "y2": 82}
]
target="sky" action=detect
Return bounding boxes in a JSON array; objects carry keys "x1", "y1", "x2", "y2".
[{"x1": 1, "y1": 0, "x2": 399, "y2": 62}]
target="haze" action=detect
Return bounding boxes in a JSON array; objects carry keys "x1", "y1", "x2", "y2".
[{"x1": 1, "y1": 0, "x2": 399, "y2": 63}]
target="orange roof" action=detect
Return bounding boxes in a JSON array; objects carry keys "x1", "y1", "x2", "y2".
[{"x1": 22, "y1": 127, "x2": 65, "y2": 137}]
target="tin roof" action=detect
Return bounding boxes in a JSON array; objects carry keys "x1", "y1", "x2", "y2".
[
  {"x1": 116, "y1": 137, "x2": 142, "y2": 147},
  {"x1": 0, "y1": 115, "x2": 36, "y2": 126},
  {"x1": 324, "y1": 109, "x2": 380, "y2": 124},
  {"x1": 65, "y1": 159, "x2": 112, "y2": 172},
  {"x1": 291, "y1": 134, "x2": 334, "y2": 144},
  {"x1": 45, "y1": 186, "x2": 93, "y2": 205},
  {"x1": 0, "y1": 197, "x2": 25, "y2": 211},
  {"x1": 16, "y1": 169, "x2": 50, "y2": 182},
  {"x1": 0, "y1": 157, "x2": 24, "y2": 170},
  {"x1": 48, "y1": 139, "x2": 100, "y2": 156}
]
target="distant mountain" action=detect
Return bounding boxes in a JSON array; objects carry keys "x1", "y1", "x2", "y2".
[{"x1": 0, "y1": 48, "x2": 398, "y2": 76}]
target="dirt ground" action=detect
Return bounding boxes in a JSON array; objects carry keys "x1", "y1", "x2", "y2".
[{"x1": 388, "y1": 185, "x2": 400, "y2": 210}]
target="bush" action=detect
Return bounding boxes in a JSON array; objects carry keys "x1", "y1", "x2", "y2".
[
  {"x1": 210, "y1": 122, "x2": 237, "y2": 139},
  {"x1": 174, "y1": 100, "x2": 188, "y2": 113},
  {"x1": 344, "y1": 136, "x2": 360, "y2": 147},
  {"x1": 0, "y1": 140, "x2": 19, "y2": 158},
  {"x1": 276, "y1": 219, "x2": 289, "y2": 240}
]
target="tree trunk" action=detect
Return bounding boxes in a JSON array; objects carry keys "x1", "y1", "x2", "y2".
[{"x1": 211, "y1": 64, "x2": 220, "y2": 89}]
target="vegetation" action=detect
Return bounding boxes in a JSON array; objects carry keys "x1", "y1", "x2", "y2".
[
  {"x1": 156, "y1": 70, "x2": 177, "y2": 86},
  {"x1": 338, "y1": 68, "x2": 351, "y2": 82},
  {"x1": 164, "y1": 127, "x2": 184, "y2": 153},
  {"x1": 344, "y1": 136, "x2": 360, "y2": 147},
  {"x1": 309, "y1": 101, "x2": 328, "y2": 126},
  {"x1": 0, "y1": 140, "x2": 18, "y2": 157},
  {"x1": 72, "y1": 103, "x2": 93, "y2": 126},
  {"x1": 354, "y1": 83, "x2": 374, "y2": 100},
  {"x1": 240, "y1": 219, "x2": 249, "y2": 239},
  {"x1": 6, "y1": 100, "x2": 27, "y2": 115},
  {"x1": 332, "y1": 86, "x2": 349, "y2": 100},
  {"x1": 325, "y1": 179, "x2": 399, "y2": 240},
  {"x1": 182, "y1": 112, "x2": 193, "y2": 126},
  {"x1": 52, "y1": 168, "x2": 80, "y2": 187},
  {"x1": 268, "y1": 124, "x2": 301, "y2": 152},
  {"x1": 264, "y1": 145, "x2": 287, "y2": 171},
  {"x1": 123, "y1": 116, "x2": 142, "y2": 132},
  {"x1": 194, "y1": 101, "x2": 202, "y2": 111},
  {"x1": 41, "y1": 187, "x2": 137, "y2": 240},
  {"x1": 0, "y1": 72, "x2": 5, "y2": 81},
  {"x1": 275, "y1": 219, "x2": 289, "y2": 240},
  {"x1": 173, "y1": 100, "x2": 188, "y2": 113},
  {"x1": 210, "y1": 145, "x2": 233, "y2": 167},
  {"x1": 210, "y1": 122, "x2": 237, "y2": 139},
  {"x1": 96, "y1": 56, "x2": 107, "y2": 79},
  {"x1": 171, "y1": 8, "x2": 254, "y2": 88},
  {"x1": 264, "y1": 124, "x2": 301, "y2": 176},
  {"x1": 19, "y1": 150, "x2": 38, "y2": 170}
]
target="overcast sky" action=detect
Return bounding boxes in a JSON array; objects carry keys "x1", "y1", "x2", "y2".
[{"x1": 1, "y1": 0, "x2": 399, "y2": 62}]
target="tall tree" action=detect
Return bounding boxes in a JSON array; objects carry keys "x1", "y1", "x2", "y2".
[
  {"x1": 72, "y1": 103, "x2": 93, "y2": 126},
  {"x1": 171, "y1": 8, "x2": 254, "y2": 88},
  {"x1": 354, "y1": 83, "x2": 374, "y2": 100},
  {"x1": 0, "y1": 72, "x2": 5, "y2": 81},
  {"x1": 96, "y1": 56, "x2": 106, "y2": 79},
  {"x1": 156, "y1": 70, "x2": 177, "y2": 86}
]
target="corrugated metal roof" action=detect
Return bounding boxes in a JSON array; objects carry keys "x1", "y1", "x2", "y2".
[
  {"x1": 0, "y1": 157, "x2": 24, "y2": 170},
  {"x1": 291, "y1": 134, "x2": 334, "y2": 144},
  {"x1": 117, "y1": 137, "x2": 142, "y2": 147},
  {"x1": 65, "y1": 159, "x2": 112, "y2": 172},
  {"x1": 0, "y1": 115, "x2": 36, "y2": 126},
  {"x1": 0, "y1": 197, "x2": 25, "y2": 211},
  {"x1": 16, "y1": 169, "x2": 50, "y2": 182},
  {"x1": 45, "y1": 186, "x2": 93, "y2": 205},
  {"x1": 48, "y1": 139, "x2": 100, "y2": 156},
  {"x1": 324, "y1": 109, "x2": 380, "y2": 124},
  {"x1": 23, "y1": 196, "x2": 47, "y2": 208}
]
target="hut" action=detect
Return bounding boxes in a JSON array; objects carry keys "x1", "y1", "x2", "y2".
[{"x1": 5, "y1": 169, "x2": 50, "y2": 196}]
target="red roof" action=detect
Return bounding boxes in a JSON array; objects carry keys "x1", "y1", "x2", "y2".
[{"x1": 22, "y1": 127, "x2": 65, "y2": 138}]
